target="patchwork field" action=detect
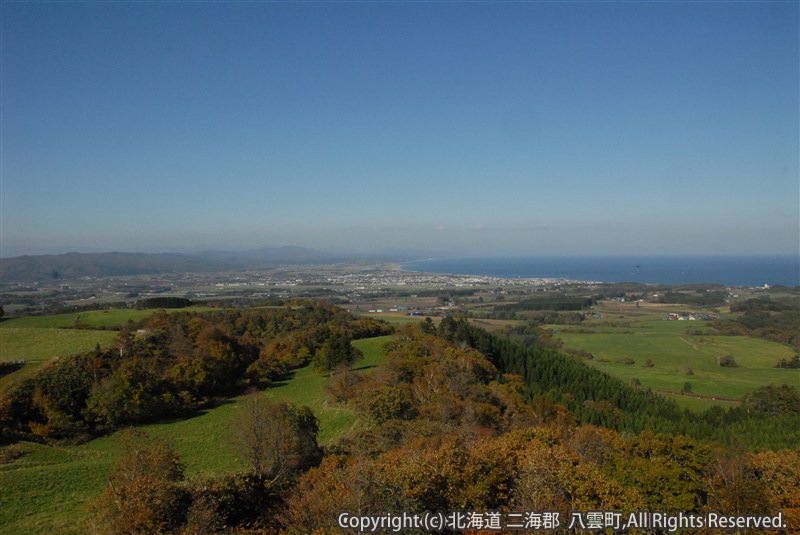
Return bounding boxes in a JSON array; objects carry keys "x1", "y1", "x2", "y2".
[{"x1": 550, "y1": 301, "x2": 799, "y2": 411}]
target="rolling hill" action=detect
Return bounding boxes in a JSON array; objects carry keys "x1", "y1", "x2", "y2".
[{"x1": 0, "y1": 247, "x2": 359, "y2": 282}]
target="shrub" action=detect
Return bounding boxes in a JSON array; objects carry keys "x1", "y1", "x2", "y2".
[
  {"x1": 89, "y1": 430, "x2": 189, "y2": 534},
  {"x1": 775, "y1": 355, "x2": 800, "y2": 369},
  {"x1": 0, "y1": 444, "x2": 23, "y2": 464}
]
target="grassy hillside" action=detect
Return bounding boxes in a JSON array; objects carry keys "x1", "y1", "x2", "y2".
[{"x1": 0, "y1": 335, "x2": 392, "y2": 535}]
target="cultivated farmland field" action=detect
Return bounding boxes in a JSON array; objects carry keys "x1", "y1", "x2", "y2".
[{"x1": 550, "y1": 301, "x2": 800, "y2": 411}]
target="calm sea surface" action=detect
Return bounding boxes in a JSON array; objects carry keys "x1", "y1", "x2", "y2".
[{"x1": 403, "y1": 255, "x2": 800, "y2": 286}]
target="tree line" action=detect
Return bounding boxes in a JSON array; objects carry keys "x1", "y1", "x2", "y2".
[
  {"x1": 711, "y1": 297, "x2": 800, "y2": 352},
  {"x1": 0, "y1": 301, "x2": 391, "y2": 443},
  {"x1": 436, "y1": 316, "x2": 800, "y2": 450}
]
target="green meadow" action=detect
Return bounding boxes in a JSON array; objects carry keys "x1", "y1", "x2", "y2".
[
  {"x1": 263, "y1": 335, "x2": 393, "y2": 444},
  {"x1": 551, "y1": 302, "x2": 799, "y2": 411},
  {"x1": 0, "y1": 328, "x2": 118, "y2": 362},
  {"x1": 0, "y1": 333, "x2": 392, "y2": 535},
  {"x1": 0, "y1": 309, "x2": 156, "y2": 330},
  {"x1": 0, "y1": 306, "x2": 226, "y2": 331}
]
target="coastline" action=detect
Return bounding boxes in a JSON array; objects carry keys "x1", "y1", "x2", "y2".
[{"x1": 401, "y1": 254, "x2": 800, "y2": 287}]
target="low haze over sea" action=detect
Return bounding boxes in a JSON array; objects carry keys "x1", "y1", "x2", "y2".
[{"x1": 403, "y1": 255, "x2": 800, "y2": 287}]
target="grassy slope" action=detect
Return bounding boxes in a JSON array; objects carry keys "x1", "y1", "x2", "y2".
[
  {"x1": 0, "y1": 328, "x2": 118, "y2": 363},
  {"x1": 0, "y1": 335, "x2": 392, "y2": 535},
  {"x1": 551, "y1": 302, "x2": 799, "y2": 411}
]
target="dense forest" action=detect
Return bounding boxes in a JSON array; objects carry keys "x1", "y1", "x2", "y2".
[{"x1": 1, "y1": 303, "x2": 798, "y2": 533}]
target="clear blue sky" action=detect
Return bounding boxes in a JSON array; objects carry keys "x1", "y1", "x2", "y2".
[{"x1": 2, "y1": 1, "x2": 798, "y2": 258}]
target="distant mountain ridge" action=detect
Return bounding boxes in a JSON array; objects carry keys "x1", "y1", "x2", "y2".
[{"x1": 0, "y1": 246, "x2": 359, "y2": 282}]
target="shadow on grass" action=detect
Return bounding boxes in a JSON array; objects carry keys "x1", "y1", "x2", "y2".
[
  {"x1": 265, "y1": 368, "x2": 300, "y2": 387},
  {"x1": 147, "y1": 397, "x2": 240, "y2": 426}
]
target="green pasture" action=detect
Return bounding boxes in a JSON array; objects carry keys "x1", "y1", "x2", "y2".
[
  {"x1": 260, "y1": 335, "x2": 392, "y2": 444},
  {"x1": 553, "y1": 305, "x2": 799, "y2": 406},
  {"x1": 0, "y1": 328, "x2": 119, "y2": 391},
  {"x1": 0, "y1": 335, "x2": 392, "y2": 535},
  {"x1": 0, "y1": 404, "x2": 248, "y2": 535},
  {"x1": 0, "y1": 309, "x2": 147, "y2": 329},
  {"x1": 0, "y1": 328, "x2": 118, "y2": 362},
  {"x1": 352, "y1": 335, "x2": 394, "y2": 369},
  {"x1": 0, "y1": 436, "x2": 120, "y2": 535},
  {"x1": 0, "y1": 306, "x2": 219, "y2": 330}
]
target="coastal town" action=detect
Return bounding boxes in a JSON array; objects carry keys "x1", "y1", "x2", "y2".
[{"x1": 0, "y1": 264, "x2": 576, "y2": 317}]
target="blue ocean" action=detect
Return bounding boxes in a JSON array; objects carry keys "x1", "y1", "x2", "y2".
[{"x1": 403, "y1": 255, "x2": 800, "y2": 287}]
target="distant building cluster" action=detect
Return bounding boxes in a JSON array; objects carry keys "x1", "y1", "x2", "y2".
[
  {"x1": 665, "y1": 312, "x2": 719, "y2": 321},
  {"x1": 325, "y1": 271, "x2": 566, "y2": 288}
]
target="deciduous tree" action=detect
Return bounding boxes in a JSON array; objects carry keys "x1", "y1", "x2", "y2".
[
  {"x1": 229, "y1": 393, "x2": 321, "y2": 486},
  {"x1": 89, "y1": 429, "x2": 188, "y2": 534}
]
